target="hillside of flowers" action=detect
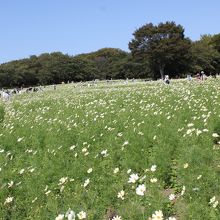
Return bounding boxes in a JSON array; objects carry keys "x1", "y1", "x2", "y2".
[{"x1": 0, "y1": 79, "x2": 220, "y2": 220}]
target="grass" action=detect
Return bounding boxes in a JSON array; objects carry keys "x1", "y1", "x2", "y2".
[{"x1": 0, "y1": 79, "x2": 220, "y2": 219}]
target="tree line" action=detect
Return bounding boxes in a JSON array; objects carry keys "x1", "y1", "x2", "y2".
[{"x1": 0, "y1": 21, "x2": 220, "y2": 88}]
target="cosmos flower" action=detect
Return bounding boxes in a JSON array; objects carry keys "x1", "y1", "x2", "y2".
[
  {"x1": 136, "y1": 184, "x2": 146, "y2": 196},
  {"x1": 77, "y1": 211, "x2": 86, "y2": 219},
  {"x1": 197, "y1": 175, "x2": 202, "y2": 180},
  {"x1": 183, "y1": 163, "x2": 189, "y2": 169},
  {"x1": 87, "y1": 168, "x2": 93, "y2": 174},
  {"x1": 65, "y1": 209, "x2": 75, "y2": 220},
  {"x1": 19, "y1": 169, "x2": 25, "y2": 175},
  {"x1": 181, "y1": 186, "x2": 186, "y2": 196},
  {"x1": 212, "y1": 133, "x2": 219, "y2": 138},
  {"x1": 58, "y1": 177, "x2": 68, "y2": 185},
  {"x1": 150, "y1": 165, "x2": 157, "y2": 172},
  {"x1": 209, "y1": 196, "x2": 216, "y2": 204},
  {"x1": 169, "y1": 194, "x2": 175, "y2": 201},
  {"x1": 150, "y1": 178, "x2": 158, "y2": 183},
  {"x1": 55, "y1": 214, "x2": 64, "y2": 220},
  {"x1": 8, "y1": 181, "x2": 14, "y2": 188},
  {"x1": 17, "y1": 137, "x2": 24, "y2": 142},
  {"x1": 114, "y1": 168, "x2": 119, "y2": 174},
  {"x1": 122, "y1": 141, "x2": 129, "y2": 146},
  {"x1": 70, "y1": 145, "x2": 76, "y2": 150},
  {"x1": 83, "y1": 178, "x2": 90, "y2": 187},
  {"x1": 152, "y1": 210, "x2": 163, "y2": 220},
  {"x1": 167, "y1": 217, "x2": 176, "y2": 220},
  {"x1": 128, "y1": 173, "x2": 139, "y2": 183},
  {"x1": 117, "y1": 190, "x2": 125, "y2": 200},
  {"x1": 112, "y1": 215, "x2": 122, "y2": 220},
  {"x1": 213, "y1": 201, "x2": 219, "y2": 208},
  {"x1": 4, "y1": 196, "x2": 13, "y2": 205},
  {"x1": 101, "y1": 149, "x2": 108, "y2": 157}
]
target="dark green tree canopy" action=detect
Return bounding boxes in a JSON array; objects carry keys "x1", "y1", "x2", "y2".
[
  {"x1": 191, "y1": 35, "x2": 220, "y2": 74},
  {"x1": 211, "y1": 34, "x2": 220, "y2": 53},
  {"x1": 0, "y1": 22, "x2": 219, "y2": 88},
  {"x1": 129, "y1": 21, "x2": 192, "y2": 79}
]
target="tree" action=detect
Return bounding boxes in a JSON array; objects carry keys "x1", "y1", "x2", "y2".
[
  {"x1": 76, "y1": 48, "x2": 129, "y2": 79},
  {"x1": 129, "y1": 21, "x2": 192, "y2": 79},
  {"x1": 211, "y1": 33, "x2": 220, "y2": 53},
  {"x1": 191, "y1": 35, "x2": 220, "y2": 74}
]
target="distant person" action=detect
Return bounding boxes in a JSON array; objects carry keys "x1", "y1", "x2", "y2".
[
  {"x1": 1, "y1": 91, "x2": 10, "y2": 101},
  {"x1": 196, "y1": 72, "x2": 200, "y2": 81},
  {"x1": 200, "y1": 70, "x2": 204, "y2": 80},
  {"x1": 164, "y1": 75, "x2": 170, "y2": 84},
  {"x1": 187, "y1": 75, "x2": 192, "y2": 81}
]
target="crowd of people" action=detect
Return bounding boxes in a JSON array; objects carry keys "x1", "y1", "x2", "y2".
[
  {"x1": 0, "y1": 71, "x2": 218, "y2": 101},
  {"x1": 163, "y1": 70, "x2": 218, "y2": 84}
]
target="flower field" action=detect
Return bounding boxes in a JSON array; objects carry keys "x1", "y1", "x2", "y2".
[{"x1": 0, "y1": 79, "x2": 220, "y2": 220}]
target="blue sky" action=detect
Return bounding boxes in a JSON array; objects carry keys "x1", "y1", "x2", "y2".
[{"x1": 0, "y1": 0, "x2": 219, "y2": 63}]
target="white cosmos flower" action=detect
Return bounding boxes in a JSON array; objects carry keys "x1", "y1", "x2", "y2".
[
  {"x1": 186, "y1": 129, "x2": 193, "y2": 135},
  {"x1": 58, "y1": 177, "x2": 68, "y2": 185},
  {"x1": 213, "y1": 200, "x2": 219, "y2": 208},
  {"x1": 112, "y1": 215, "x2": 122, "y2": 220},
  {"x1": 87, "y1": 168, "x2": 93, "y2": 173},
  {"x1": 29, "y1": 168, "x2": 35, "y2": 173},
  {"x1": 197, "y1": 175, "x2": 202, "y2": 180},
  {"x1": 168, "y1": 217, "x2": 176, "y2": 220},
  {"x1": 82, "y1": 148, "x2": 87, "y2": 153},
  {"x1": 136, "y1": 184, "x2": 146, "y2": 196},
  {"x1": 65, "y1": 209, "x2": 75, "y2": 220},
  {"x1": 150, "y1": 178, "x2": 158, "y2": 183},
  {"x1": 209, "y1": 196, "x2": 216, "y2": 204},
  {"x1": 152, "y1": 210, "x2": 163, "y2": 220},
  {"x1": 114, "y1": 168, "x2": 119, "y2": 174},
  {"x1": 83, "y1": 178, "x2": 90, "y2": 187},
  {"x1": 122, "y1": 141, "x2": 129, "y2": 146},
  {"x1": 196, "y1": 129, "x2": 202, "y2": 136},
  {"x1": 55, "y1": 214, "x2": 65, "y2": 220},
  {"x1": 183, "y1": 163, "x2": 189, "y2": 169},
  {"x1": 117, "y1": 190, "x2": 125, "y2": 200},
  {"x1": 17, "y1": 137, "x2": 24, "y2": 142},
  {"x1": 4, "y1": 196, "x2": 13, "y2": 205},
  {"x1": 19, "y1": 169, "x2": 25, "y2": 175},
  {"x1": 150, "y1": 165, "x2": 157, "y2": 172},
  {"x1": 169, "y1": 194, "x2": 175, "y2": 201},
  {"x1": 212, "y1": 133, "x2": 219, "y2": 138},
  {"x1": 101, "y1": 149, "x2": 108, "y2": 157},
  {"x1": 117, "y1": 132, "x2": 123, "y2": 137},
  {"x1": 77, "y1": 211, "x2": 86, "y2": 219},
  {"x1": 128, "y1": 173, "x2": 139, "y2": 183},
  {"x1": 70, "y1": 145, "x2": 76, "y2": 150},
  {"x1": 8, "y1": 181, "x2": 14, "y2": 188},
  {"x1": 181, "y1": 185, "x2": 186, "y2": 196},
  {"x1": 60, "y1": 185, "x2": 65, "y2": 192}
]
